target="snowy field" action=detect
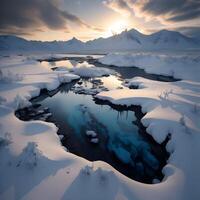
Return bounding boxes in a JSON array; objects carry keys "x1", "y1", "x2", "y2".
[{"x1": 0, "y1": 52, "x2": 200, "y2": 200}]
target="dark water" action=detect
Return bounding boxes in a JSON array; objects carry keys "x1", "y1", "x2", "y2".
[
  {"x1": 16, "y1": 57, "x2": 174, "y2": 183},
  {"x1": 41, "y1": 57, "x2": 179, "y2": 82},
  {"x1": 17, "y1": 80, "x2": 168, "y2": 183}
]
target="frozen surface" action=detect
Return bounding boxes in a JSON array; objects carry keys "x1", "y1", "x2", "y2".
[
  {"x1": 70, "y1": 65, "x2": 115, "y2": 78},
  {"x1": 41, "y1": 59, "x2": 115, "y2": 78},
  {"x1": 0, "y1": 53, "x2": 200, "y2": 200},
  {"x1": 96, "y1": 76, "x2": 200, "y2": 200},
  {"x1": 99, "y1": 53, "x2": 200, "y2": 81}
]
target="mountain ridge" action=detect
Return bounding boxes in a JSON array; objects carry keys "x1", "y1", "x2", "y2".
[{"x1": 0, "y1": 29, "x2": 199, "y2": 52}]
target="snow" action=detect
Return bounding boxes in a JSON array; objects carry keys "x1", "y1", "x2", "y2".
[
  {"x1": 70, "y1": 65, "x2": 115, "y2": 77},
  {"x1": 86, "y1": 131, "x2": 99, "y2": 144},
  {"x1": 90, "y1": 138, "x2": 99, "y2": 144},
  {"x1": 86, "y1": 130, "x2": 97, "y2": 137},
  {"x1": 99, "y1": 52, "x2": 200, "y2": 81},
  {"x1": 0, "y1": 52, "x2": 200, "y2": 200},
  {"x1": 86, "y1": 29, "x2": 200, "y2": 51},
  {"x1": 96, "y1": 76, "x2": 200, "y2": 199},
  {"x1": 58, "y1": 135, "x2": 64, "y2": 140},
  {"x1": 0, "y1": 55, "x2": 79, "y2": 109},
  {"x1": 16, "y1": 142, "x2": 42, "y2": 169}
]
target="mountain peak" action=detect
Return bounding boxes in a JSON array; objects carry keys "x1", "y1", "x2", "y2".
[
  {"x1": 65, "y1": 37, "x2": 84, "y2": 46},
  {"x1": 70, "y1": 37, "x2": 82, "y2": 42},
  {"x1": 128, "y1": 28, "x2": 142, "y2": 34}
]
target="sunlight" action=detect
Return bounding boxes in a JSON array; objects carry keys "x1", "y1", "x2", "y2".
[{"x1": 105, "y1": 20, "x2": 128, "y2": 37}]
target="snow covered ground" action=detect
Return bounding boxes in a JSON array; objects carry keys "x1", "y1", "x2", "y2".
[
  {"x1": 99, "y1": 52, "x2": 200, "y2": 81},
  {"x1": 0, "y1": 53, "x2": 200, "y2": 200},
  {"x1": 97, "y1": 52, "x2": 200, "y2": 199}
]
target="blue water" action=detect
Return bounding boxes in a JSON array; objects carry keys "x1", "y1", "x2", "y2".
[
  {"x1": 31, "y1": 77, "x2": 163, "y2": 182},
  {"x1": 19, "y1": 57, "x2": 172, "y2": 182}
]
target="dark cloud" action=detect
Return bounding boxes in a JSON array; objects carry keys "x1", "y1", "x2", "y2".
[
  {"x1": 0, "y1": 28, "x2": 34, "y2": 36},
  {"x1": 104, "y1": 0, "x2": 200, "y2": 23},
  {"x1": 0, "y1": 0, "x2": 103, "y2": 35},
  {"x1": 138, "y1": 0, "x2": 200, "y2": 22}
]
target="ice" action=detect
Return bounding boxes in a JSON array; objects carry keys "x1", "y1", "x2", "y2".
[
  {"x1": 86, "y1": 130, "x2": 97, "y2": 137},
  {"x1": 0, "y1": 53, "x2": 199, "y2": 200},
  {"x1": 112, "y1": 146, "x2": 131, "y2": 164},
  {"x1": 72, "y1": 83, "x2": 108, "y2": 95},
  {"x1": 99, "y1": 53, "x2": 200, "y2": 81},
  {"x1": 96, "y1": 75, "x2": 200, "y2": 199},
  {"x1": 57, "y1": 72, "x2": 80, "y2": 83},
  {"x1": 70, "y1": 66, "x2": 115, "y2": 78},
  {"x1": 58, "y1": 135, "x2": 64, "y2": 140},
  {"x1": 90, "y1": 138, "x2": 99, "y2": 144}
]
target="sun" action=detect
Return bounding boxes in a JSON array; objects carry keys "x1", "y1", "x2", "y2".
[{"x1": 109, "y1": 20, "x2": 128, "y2": 35}]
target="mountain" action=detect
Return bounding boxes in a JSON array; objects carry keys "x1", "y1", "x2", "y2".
[
  {"x1": 147, "y1": 29, "x2": 197, "y2": 48},
  {"x1": 85, "y1": 29, "x2": 199, "y2": 51},
  {"x1": 0, "y1": 35, "x2": 30, "y2": 51},
  {"x1": 0, "y1": 29, "x2": 199, "y2": 53},
  {"x1": 63, "y1": 37, "x2": 85, "y2": 50},
  {"x1": 85, "y1": 29, "x2": 144, "y2": 51}
]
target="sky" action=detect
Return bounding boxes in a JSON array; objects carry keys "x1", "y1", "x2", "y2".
[{"x1": 0, "y1": 0, "x2": 200, "y2": 41}]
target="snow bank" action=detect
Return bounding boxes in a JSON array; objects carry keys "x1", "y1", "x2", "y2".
[
  {"x1": 70, "y1": 66, "x2": 115, "y2": 77},
  {"x1": 99, "y1": 53, "x2": 200, "y2": 81},
  {"x1": 96, "y1": 76, "x2": 200, "y2": 199},
  {"x1": 0, "y1": 55, "x2": 79, "y2": 109},
  {"x1": 0, "y1": 54, "x2": 200, "y2": 200}
]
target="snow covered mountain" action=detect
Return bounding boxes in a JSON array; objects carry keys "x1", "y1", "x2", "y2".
[
  {"x1": 63, "y1": 37, "x2": 85, "y2": 51},
  {"x1": 146, "y1": 30, "x2": 198, "y2": 49},
  {"x1": 85, "y1": 29, "x2": 199, "y2": 51},
  {"x1": 85, "y1": 29, "x2": 144, "y2": 51},
  {"x1": 0, "y1": 29, "x2": 199, "y2": 52}
]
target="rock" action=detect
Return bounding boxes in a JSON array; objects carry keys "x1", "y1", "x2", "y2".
[{"x1": 77, "y1": 81, "x2": 83, "y2": 85}]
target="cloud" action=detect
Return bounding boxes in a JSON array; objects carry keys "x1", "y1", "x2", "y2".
[
  {"x1": 133, "y1": 0, "x2": 200, "y2": 23},
  {"x1": 104, "y1": 0, "x2": 200, "y2": 23},
  {"x1": 103, "y1": 0, "x2": 132, "y2": 16},
  {"x1": 0, "y1": 0, "x2": 103, "y2": 36}
]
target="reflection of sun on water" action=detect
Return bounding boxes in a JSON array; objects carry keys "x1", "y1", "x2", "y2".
[{"x1": 105, "y1": 20, "x2": 128, "y2": 37}]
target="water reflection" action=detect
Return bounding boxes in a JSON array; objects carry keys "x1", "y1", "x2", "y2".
[
  {"x1": 31, "y1": 79, "x2": 164, "y2": 183},
  {"x1": 31, "y1": 56, "x2": 171, "y2": 182}
]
